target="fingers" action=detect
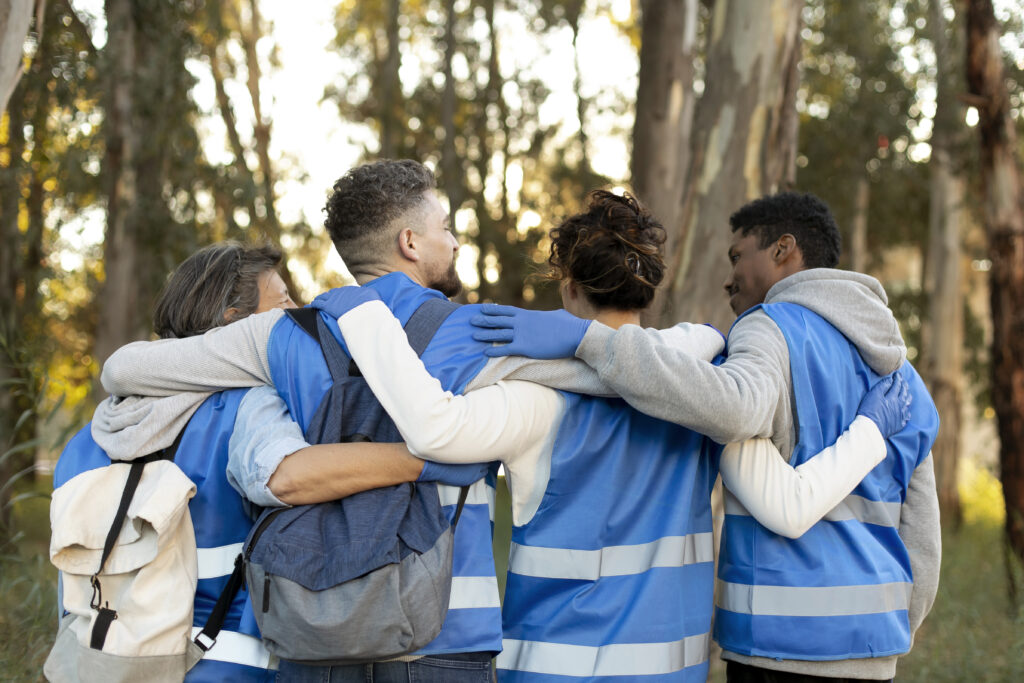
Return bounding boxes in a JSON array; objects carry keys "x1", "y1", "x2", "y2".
[
  {"x1": 473, "y1": 329, "x2": 514, "y2": 344},
  {"x1": 483, "y1": 345, "x2": 516, "y2": 358},
  {"x1": 470, "y1": 313, "x2": 514, "y2": 329},
  {"x1": 479, "y1": 303, "x2": 520, "y2": 316}
]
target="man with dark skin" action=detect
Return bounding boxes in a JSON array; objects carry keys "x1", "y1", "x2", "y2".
[{"x1": 472, "y1": 192, "x2": 941, "y2": 682}]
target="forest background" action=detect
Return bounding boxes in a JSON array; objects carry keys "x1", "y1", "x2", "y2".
[{"x1": 1, "y1": 0, "x2": 1024, "y2": 680}]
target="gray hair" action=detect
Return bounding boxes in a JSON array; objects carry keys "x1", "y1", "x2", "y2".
[{"x1": 152, "y1": 242, "x2": 283, "y2": 339}]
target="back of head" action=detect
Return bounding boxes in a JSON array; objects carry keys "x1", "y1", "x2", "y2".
[
  {"x1": 324, "y1": 159, "x2": 437, "y2": 273},
  {"x1": 153, "y1": 242, "x2": 283, "y2": 339},
  {"x1": 729, "y1": 192, "x2": 841, "y2": 269},
  {"x1": 548, "y1": 190, "x2": 666, "y2": 311}
]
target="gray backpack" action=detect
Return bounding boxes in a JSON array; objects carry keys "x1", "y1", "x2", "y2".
[{"x1": 243, "y1": 298, "x2": 468, "y2": 665}]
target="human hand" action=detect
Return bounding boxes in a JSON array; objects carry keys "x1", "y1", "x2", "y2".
[
  {"x1": 311, "y1": 285, "x2": 382, "y2": 319},
  {"x1": 857, "y1": 372, "x2": 911, "y2": 438},
  {"x1": 417, "y1": 460, "x2": 491, "y2": 487},
  {"x1": 470, "y1": 303, "x2": 592, "y2": 359}
]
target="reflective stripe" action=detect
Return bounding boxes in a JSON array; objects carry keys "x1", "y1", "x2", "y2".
[
  {"x1": 724, "y1": 490, "x2": 901, "y2": 528},
  {"x1": 508, "y1": 533, "x2": 714, "y2": 581},
  {"x1": 449, "y1": 576, "x2": 501, "y2": 609},
  {"x1": 824, "y1": 494, "x2": 901, "y2": 528},
  {"x1": 497, "y1": 632, "x2": 710, "y2": 676},
  {"x1": 715, "y1": 580, "x2": 913, "y2": 617},
  {"x1": 439, "y1": 480, "x2": 495, "y2": 521},
  {"x1": 196, "y1": 543, "x2": 243, "y2": 580},
  {"x1": 190, "y1": 627, "x2": 276, "y2": 670}
]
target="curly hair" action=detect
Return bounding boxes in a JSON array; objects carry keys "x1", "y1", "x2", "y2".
[
  {"x1": 153, "y1": 242, "x2": 283, "y2": 339},
  {"x1": 729, "y1": 192, "x2": 841, "y2": 269},
  {"x1": 548, "y1": 190, "x2": 666, "y2": 311},
  {"x1": 323, "y1": 159, "x2": 437, "y2": 271}
]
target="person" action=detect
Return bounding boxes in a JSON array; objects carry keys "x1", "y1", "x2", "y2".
[
  {"x1": 317, "y1": 190, "x2": 910, "y2": 682},
  {"x1": 54, "y1": 242, "x2": 481, "y2": 682},
  {"x1": 470, "y1": 192, "x2": 941, "y2": 682},
  {"x1": 52, "y1": 243, "x2": 295, "y2": 682},
  {"x1": 100, "y1": 186, "x2": 908, "y2": 681}
]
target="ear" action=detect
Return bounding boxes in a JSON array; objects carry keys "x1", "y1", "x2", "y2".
[
  {"x1": 223, "y1": 307, "x2": 240, "y2": 323},
  {"x1": 773, "y1": 234, "x2": 800, "y2": 266},
  {"x1": 397, "y1": 227, "x2": 419, "y2": 262},
  {"x1": 562, "y1": 279, "x2": 581, "y2": 303}
]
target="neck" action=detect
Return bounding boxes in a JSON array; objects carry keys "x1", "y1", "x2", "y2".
[
  {"x1": 594, "y1": 309, "x2": 642, "y2": 330},
  {"x1": 353, "y1": 263, "x2": 423, "y2": 287}
]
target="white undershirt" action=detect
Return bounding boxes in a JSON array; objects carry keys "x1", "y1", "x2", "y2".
[{"x1": 338, "y1": 301, "x2": 887, "y2": 536}]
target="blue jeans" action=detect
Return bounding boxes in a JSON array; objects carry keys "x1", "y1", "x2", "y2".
[{"x1": 276, "y1": 652, "x2": 493, "y2": 683}]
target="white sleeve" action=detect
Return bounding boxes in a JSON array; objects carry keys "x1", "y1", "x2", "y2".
[
  {"x1": 721, "y1": 415, "x2": 887, "y2": 538},
  {"x1": 336, "y1": 301, "x2": 561, "y2": 467},
  {"x1": 646, "y1": 322, "x2": 726, "y2": 361}
]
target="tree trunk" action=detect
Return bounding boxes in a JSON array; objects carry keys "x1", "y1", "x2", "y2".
[
  {"x1": 440, "y1": 0, "x2": 463, "y2": 214},
  {"x1": 0, "y1": 0, "x2": 35, "y2": 115},
  {"x1": 93, "y1": 0, "x2": 142, "y2": 376},
  {"x1": 966, "y1": 0, "x2": 1024, "y2": 579},
  {"x1": 631, "y1": 0, "x2": 698, "y2": 250},
  {"x1": 663, "y1": 0, "x2": 802, "y2": 330},
  {"x1": 921, "y1": 0, "x2": 965, "y2": 528},
  {"x1": 380, "y1": 0, "x2": 401, "y2": 158},
  {"x1": 849, "y1": 176, "x2": 870, "y2": 273}
]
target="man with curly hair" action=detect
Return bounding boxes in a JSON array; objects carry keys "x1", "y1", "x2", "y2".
[{"x1": 473, "y1": 192, "x2": 941, "y2": 682}]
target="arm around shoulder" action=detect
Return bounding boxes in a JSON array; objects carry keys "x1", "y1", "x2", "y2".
[
  {"x1": 574, "y1": 312, "x2": 787, "y2": 443},
  {"x1": 101, "y1": 309, "x2": 282, "y2": 396}
]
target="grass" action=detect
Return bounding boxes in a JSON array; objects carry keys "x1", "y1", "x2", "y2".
[
  {"x1": 3, "y1": 473, "x2": 1022, "y2": 682},
  {"x1": 1, "y1": 481, "x2": 56, "y2": 682}
]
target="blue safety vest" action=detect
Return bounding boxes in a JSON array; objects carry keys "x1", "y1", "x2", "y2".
[
  {"x1": 265, "y1": 272, "x2": 503, "y2": 656},
  {"x1": 497, "y1": 392, "x2": 721, "y2": 682},
  {"x1": 714, "y1": 302, "x2": 939, "y2": 661},
  {"x1": 53, "y1": 390, "x2": 276, "y2": 682}
]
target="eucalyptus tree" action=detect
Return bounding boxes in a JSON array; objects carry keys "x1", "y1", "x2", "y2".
[
  {"x1": 966, "y1": 0, "x2": 1024, "y2": 580},
  {"x1": 631, "y1": 0, "x2": 804, "y2": 330}
]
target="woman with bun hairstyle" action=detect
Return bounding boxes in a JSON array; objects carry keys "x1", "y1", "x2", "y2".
[{"x1": 321, "y1": 190, "x2": 908, "y2": 681}]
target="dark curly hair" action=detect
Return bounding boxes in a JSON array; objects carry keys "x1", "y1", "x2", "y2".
[
  {"x1": 548, "y1": 190, "x2": 666, "y2": 311},
  {"x1": 729, "y1": 192, "x2": 841, "y2": 269},
  {"x1": 323, "y1": 159, "x2": 437, "y2": 272},
  {"x1": 153, "y1": 242, "x2": 283, "y2": 339}
]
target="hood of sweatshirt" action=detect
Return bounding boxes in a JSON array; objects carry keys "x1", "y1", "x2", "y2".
[
  {"x1": 91, "y1": 391, "x2": 211, "y2": 461},
  {"x1": 764, "y1": 268, "x2": 907, "y2": 376}
]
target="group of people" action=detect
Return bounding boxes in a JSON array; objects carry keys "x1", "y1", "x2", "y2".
[{"x1": 49, "y1": 158, "x2": 939, "y2": 683}]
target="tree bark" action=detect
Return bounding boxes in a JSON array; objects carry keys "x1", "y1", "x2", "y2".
[
  {"x1": 849, "y1": 176, "x2": 870, "y2": 273},
  {"x1": 380, "y1": 0, "x2": 401, "y2": 158},
  {"x1": 94, "y1": 0, "x2": 142, "y2": 374},
  {"x1": 440, "y1": 0, "x2": 463, "y2": 214},
  {"x1": 631, "y1": 0, "x2": 698, "y2": 247},
  {"x1": 663, "y1": 0, "x2": 803, "y2": 330},
  {"x1": 921, "y1": 0, "x2": 965, "y2": 528},
  {"x1": 966, "y1": 0, "x2": 1024, "y2": 576},
  {"x1": 0, "y1": 0, "x2": 36, "y2": 115}
]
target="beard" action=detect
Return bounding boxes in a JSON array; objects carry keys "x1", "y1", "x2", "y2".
[{"x1": 428, "y1": 260, "x2": 463, "y2": 298}]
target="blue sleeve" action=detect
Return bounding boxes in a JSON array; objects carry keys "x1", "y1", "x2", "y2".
[{"x1": 227, "y1": 386, "x2": 311, "y2": 508}]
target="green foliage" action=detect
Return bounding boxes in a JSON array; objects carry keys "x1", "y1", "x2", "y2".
[
  {"x1": 323, "y1": 0, "x2": 619, "y2": 307},
  {"x1": 797, "y1": 0, "x2": 930, "y2": 261}
]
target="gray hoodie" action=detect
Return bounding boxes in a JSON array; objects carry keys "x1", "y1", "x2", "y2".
[{"x1": 576, "y1": 268, "x2": 940, "y2": 679}]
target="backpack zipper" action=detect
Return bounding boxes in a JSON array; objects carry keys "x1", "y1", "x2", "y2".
[{"x1": 244, "y1": 507, "x2": 286, "y2": 560}]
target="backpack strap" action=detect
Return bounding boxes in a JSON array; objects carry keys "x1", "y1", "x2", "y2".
[
  {"x1": 451, "y1": 484, "x2": 471, "y2": 530},
  {"x1": 89, "y1": 428, "x2": 188, "y2": 650},
  {"x1": 192, "y1": 553, "x2": 246, "y2": 654},
  {"x1": 287, "y1": 296, "x2": 460, "y2": 379},
  {"x1": 402, "y1": 297, "x2": 460, "y2": 356}
]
